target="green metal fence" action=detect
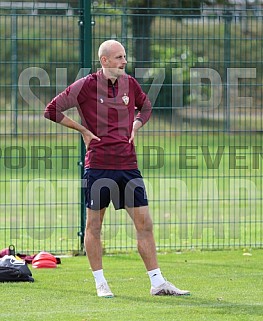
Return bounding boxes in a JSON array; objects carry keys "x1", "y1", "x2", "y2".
[
  {"x1": 1, "y1": 1, "x2": 263, "y2": 254},
  {"x1": 0, "y1": 1, "x2": 83, "y2": 254}
]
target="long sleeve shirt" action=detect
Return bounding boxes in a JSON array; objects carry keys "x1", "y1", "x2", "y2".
[{"x1": 44, "y1": 70, "x2": 152, "y2": 169}]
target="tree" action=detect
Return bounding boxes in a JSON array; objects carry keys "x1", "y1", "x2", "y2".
[
  {"x1": 129, "y1": 1, "x2": 155, "y2": 69},
  {"x1": 117, "y1": 0, "x2": 205, "y2": 68},
  {"x1": 115, "y1": 0, "x2": 246, "y2": 68}
]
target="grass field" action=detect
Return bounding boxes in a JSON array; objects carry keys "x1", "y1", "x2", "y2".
[{"x1": 0, "y1": 251, "x2": 263, "y2": 321}]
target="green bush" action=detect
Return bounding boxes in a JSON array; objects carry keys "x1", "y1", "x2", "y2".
[{"x1": 141, "y1": 45, "x2": 209, "y2": 109}]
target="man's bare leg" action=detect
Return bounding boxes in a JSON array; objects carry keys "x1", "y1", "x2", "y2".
[
  {"x1": 126, "y1": 205, "x2": 190, "y2": 296},
  {"x1": 84, "y1": 207, "x2": 114, "y2": 297},
  {"x1": 126, "y1": 206, "x2": 159, "y2": 270},
  {"x1": 84, "y1": 207, "x2": 106, "y2": 271}
]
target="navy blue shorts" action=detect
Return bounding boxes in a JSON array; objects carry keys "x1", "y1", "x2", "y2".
[{"x1": 83, "y1": 169, "x2": 148, "y2": 210}]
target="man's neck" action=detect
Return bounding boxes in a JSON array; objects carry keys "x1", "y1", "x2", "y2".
[{"x1": 101, "y1": 69, "x2": 117, "y2": 84}]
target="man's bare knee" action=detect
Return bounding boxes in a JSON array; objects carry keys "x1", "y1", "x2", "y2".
[
  {"x1": 85, "y1": 220, "x2": 102, "y2": 239},
  {"x1": 85, "y1": 208, "x2": 105, "y2": 239}
]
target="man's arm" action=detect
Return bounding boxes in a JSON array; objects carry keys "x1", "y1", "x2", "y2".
[
  {"x1": 128, "y1": 78, "x2": 152, "y2": 143},
  {"x1": 133, "y1": 78, "x2": 152, "y2": 126},
  {"x1": 129, "y1": 119, "x2": 143, "y2": 144},
  {"x1": 44, "y1": 77, "x2": 100, "y2": 149},
  {"x1": 59, "y1": 116, "x2": 100, "y2": 149}
]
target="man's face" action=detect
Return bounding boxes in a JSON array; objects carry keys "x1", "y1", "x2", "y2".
[{"x1": 103, "y1": 44, "x2": 127, "y2": 78}]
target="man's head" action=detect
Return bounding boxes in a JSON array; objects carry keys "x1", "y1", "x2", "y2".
[{"x1": 98, "y1": 40, "x2": 127, "y2": 81}]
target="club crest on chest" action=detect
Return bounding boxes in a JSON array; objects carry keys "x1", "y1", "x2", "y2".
[{"x1": 122, "y1": 94, "x2": 129, "y2": 105}]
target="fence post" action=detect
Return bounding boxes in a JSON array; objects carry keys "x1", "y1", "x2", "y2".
[
  {"x1": 78, "y1": 0, "x2": 92, "y2": 251},
  {"x1": 223, "y1": 9, "x2": 232, "y2": 132},
  {"x1": 11, "y1": 9, "x2": 18, "y2": 134}
]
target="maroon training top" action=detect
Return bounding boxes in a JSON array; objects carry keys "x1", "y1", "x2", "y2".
[{"x1": 44, "y1": 70, "x2": 152, "y2": 169}]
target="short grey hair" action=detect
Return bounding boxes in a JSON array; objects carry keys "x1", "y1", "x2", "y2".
[{"x1": 98, "y1": 39, "x2": 123, "y2": 59}]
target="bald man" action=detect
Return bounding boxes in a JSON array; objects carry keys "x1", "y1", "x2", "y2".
[{"x1": 44, "y1": 40, "x2": 190, "y2": 298}]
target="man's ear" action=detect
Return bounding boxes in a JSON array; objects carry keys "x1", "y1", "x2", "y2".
[{"x1": 100, "y1": 56, "x2": 108, "y2": 66}]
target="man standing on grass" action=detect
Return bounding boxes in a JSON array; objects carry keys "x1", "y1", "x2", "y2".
[{"x1": 44, "y1": 39, "x2": 190, "y2": 298}]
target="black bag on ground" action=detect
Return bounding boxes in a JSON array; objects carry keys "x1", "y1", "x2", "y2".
[{"x1": 0, "y1": 255, "x2": 34, "y2": 282}]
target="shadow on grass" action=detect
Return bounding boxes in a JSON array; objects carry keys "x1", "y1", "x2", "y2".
[{"x1": 118, "y1": 294, "x2": 263, "y2": 317}]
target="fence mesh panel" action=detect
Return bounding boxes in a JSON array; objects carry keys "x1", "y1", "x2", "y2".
[
  {"x1": 0, "y1": 1, "x2": 263, "y2": 254},
  {"x1": 0, "y1": 2, "x2": 82, "y2": 254}
]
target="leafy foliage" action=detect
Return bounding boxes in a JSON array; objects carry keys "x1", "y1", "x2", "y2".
[{"x1": 143, "y1": 45, "x2": 209, "y2": 107}]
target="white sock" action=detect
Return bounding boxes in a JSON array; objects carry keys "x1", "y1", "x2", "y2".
[
  {"x1": 148, "y1": 268, "x2": 166, "y2": 288},
  {"x1": 92, "y1": 269, "x2": 107, "y2": 287}
]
